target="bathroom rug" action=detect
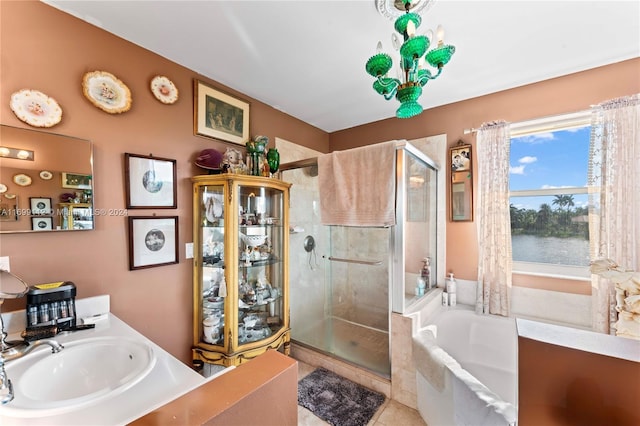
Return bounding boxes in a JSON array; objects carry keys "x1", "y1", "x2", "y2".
[{"x1": 297, "y1": 367, "x2": 385, "y2": 426}]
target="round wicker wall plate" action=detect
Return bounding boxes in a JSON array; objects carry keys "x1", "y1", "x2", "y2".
[
  {"x1": 82, "y1": 70, "x2": 132, "y2": 114},
  {"x1": 150, "y1": 75, "x2": 178, "y2": 104},
  {"x1": 9, "y1": 89, "x2": 62, "y2": 128}
]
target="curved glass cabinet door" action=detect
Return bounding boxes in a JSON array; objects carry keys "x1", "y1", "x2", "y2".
[
  {"x1": 237, "y1": 183, "x2": 285, "y2": 345},
  {"x1": 198, "y1": 184, "x2": 225, "y2": 347},
  {"x1": 192, "y1": 175, "x2": 290, "y2": 367}
]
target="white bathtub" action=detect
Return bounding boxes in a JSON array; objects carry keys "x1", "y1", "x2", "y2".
[{"x1": 413, "y1": 306, "x2": 518, "y2": 426}]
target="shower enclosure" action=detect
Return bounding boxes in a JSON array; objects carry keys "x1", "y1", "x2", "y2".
[{"x1": 281, "y1": 141, "x2": 438, "y2": 378}]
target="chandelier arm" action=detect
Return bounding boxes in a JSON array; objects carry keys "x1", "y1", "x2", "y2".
[{"x1": 376, "y1": 76, "x2": 400, "y2": 99}]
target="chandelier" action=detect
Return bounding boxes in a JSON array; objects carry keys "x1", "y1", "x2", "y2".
[{"x1": 366, "y1": 0, "x2": 455, "y2": 119}]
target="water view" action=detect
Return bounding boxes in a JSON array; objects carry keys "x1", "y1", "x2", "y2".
[{"x1": 511, "y1": 234, "x2": 590, "y2": 266}]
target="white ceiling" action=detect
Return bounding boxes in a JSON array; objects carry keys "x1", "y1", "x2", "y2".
[{"x1": 43, "y1": 1, "x2": 639, "y2": 133}]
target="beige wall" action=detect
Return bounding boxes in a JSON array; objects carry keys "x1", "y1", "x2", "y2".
[
  {"x1": 330, "y1": 58, "x2": 640, "y2": 287},
  {"x1": 0, "y1": 1, "x2": 328, "y2": 365}
]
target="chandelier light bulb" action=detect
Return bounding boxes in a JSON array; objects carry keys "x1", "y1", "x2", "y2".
[
  {"x1": 376, "y1": 41, "x2": 383, "y2": 54},
  {"x1": 425, "y1": 29, "x2": 434, "y2": 44},
  {"x1": 436, "y1": 25, "x2": 445, "y2": 46},
  {"x1": 406, "y1": 20, "x2": 416, "y2": 37}
]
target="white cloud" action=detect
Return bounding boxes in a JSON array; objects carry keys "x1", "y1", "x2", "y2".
[
  {"x1": 540, "y1": 184, "x2": 572, "y2": 189},
  {"x1": 512, "y1": 132, "x2": 555, "y2": 144},
  {"x1": 510, "y1": 165, "x2": 526, "y2": 175},
  {"x1": 518, "y1": 156, "x2": 537, "y2": 164}
]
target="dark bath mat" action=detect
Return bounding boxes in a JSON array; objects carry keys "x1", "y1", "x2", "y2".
[{"x1": 298, "y1": 367, "x2": 386, "y2": 426}]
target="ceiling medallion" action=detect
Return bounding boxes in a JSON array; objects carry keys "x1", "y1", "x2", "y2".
[{"x1": 375, "y1": 0, "x2": 435, "y2": 20}]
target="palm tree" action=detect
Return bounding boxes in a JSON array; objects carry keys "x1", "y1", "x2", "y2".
[
  {"x1": 552, "y1": 195, "x2": 575, "y2": 226},
  {"x1": 536, "y1": 203, "x2": 553, "y2": 232}
]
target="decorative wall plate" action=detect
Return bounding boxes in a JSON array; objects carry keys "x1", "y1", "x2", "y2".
[
  {"x1": 9, "y1": 89, "x2": 63, "y2": 128},
  {"x1": 13, "y1": 173, "x2": 32, "y2": 187},
  {"x1": 39, "y1": 170, "x2": 53, "y2": 180},
  {"x1": 150, "y1": 75, "x2": 178, "y2": 104},
  {"x1": 4, "y1": 193, "x2": 16, "y2": 199},
  {"x1": 82, "y1": 70, "x2": 132, "y2": 114},
  {"x1": 0, "y1": 183, "x2": 7, "y2": 194}
]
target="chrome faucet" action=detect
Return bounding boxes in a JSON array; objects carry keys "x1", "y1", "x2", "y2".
[
  {"x1": 0, "y1": 268, "x2": 64, "y2": 404},
  {"x1": 1, "y1": 340, "x2": 64, "y2": 404}
]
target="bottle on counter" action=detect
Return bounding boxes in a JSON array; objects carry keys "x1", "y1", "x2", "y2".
[
  {"x1": 446, "y1": 273, "x2": 457, "y2": 306},
  {"x1": 421, "y1": 257, "x2": 431, "y2": 288},
  {"x1": 442, "y1": 291, "x2": 449, "y2": 306}
]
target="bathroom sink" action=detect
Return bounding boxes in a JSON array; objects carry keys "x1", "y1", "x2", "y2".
[{"x1": 1, "y1": 336, "x2": 156, "y2": 417}]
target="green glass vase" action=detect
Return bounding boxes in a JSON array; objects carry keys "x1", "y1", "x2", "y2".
[{"x1": 266, "y1": 148, "x2": 280, "y2": 177}]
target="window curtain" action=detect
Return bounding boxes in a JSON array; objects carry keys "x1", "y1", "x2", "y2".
[
  {"x1": 475, "y1": 121, "x2": 512, "y2": 316},
  {"x1": 588, "y1": 93, "x2": 640, "y2": 334}
]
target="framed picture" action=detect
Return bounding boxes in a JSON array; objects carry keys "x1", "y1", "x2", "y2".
[
  {"x1": 450, "y1": 142, "x2": 473, "y2": 222},
  {"x1": 31, "y1": 216, "x2": 53, "y2": 231},
  {"x1": 30, "y1": 197, "x2": 52, "y2": 215},
  {"x1": 0, "y1": 199, "x2": 18, "y2": 222},
  {"x1": 451, "y1": 144, "x2": 471, "y2": 172},
  {"x1": 62, "y1": 172, "x2": 92, "y2": 189},
  {"x1": 128, "y1": 216, "x2": 179, "y2": 270},
  {"x1": 125, "y1": 153, "x2": 177, "y2": 209},
  {"x1": 194, "y1": 79, "x2": 249, "y2": 145}
]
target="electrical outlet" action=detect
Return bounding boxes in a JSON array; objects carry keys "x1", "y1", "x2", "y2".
[
  {"x1": 0, "y1": 256, "x2": 10, "y2": 272},
  {"x1": 185, "y1": 243, "x2": 194, "y2": 259}
]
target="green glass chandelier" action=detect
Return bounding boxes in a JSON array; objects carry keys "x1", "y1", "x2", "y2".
[{"x1": 366, "y1": 0, "x2": 455, "y2": 119}]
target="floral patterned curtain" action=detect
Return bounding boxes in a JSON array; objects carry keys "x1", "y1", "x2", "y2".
[
  {"x1": 588, "y1": 94, "x2": 640, "y2": 334},
  {"x1": 475, "y1": 121, "x2": 512, "y2": 316}
]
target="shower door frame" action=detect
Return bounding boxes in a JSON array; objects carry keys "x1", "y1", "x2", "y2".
[{"x1": 392, "y1": 141, "x2": 440, "y2": 314}]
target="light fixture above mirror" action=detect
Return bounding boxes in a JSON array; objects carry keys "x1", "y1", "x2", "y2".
[{"x1": 0, "y1": 146, "x2": 34, "y2": 161}]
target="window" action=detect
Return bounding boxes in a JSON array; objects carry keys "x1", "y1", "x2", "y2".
[{"x1": 509, "y1": 111, "x2": 592, "y2": 278}]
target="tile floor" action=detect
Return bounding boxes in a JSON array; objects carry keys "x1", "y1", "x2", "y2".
[{"x1": 296, "y1": 360, "x2": 427, "y2": 426}]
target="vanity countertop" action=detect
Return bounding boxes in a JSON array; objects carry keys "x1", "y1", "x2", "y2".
[{"x1": 0, "y1": 295, "x2": 230, "y2": 425}]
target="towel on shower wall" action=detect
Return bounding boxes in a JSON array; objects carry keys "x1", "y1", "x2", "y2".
[{"x1": 318, "y1": 141, "x2": 397, "y2": 226}]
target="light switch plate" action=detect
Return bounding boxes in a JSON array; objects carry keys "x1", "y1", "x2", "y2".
[
  {"x1": 0, "y1": 256, "x2": 10, "y2": 272},
  {"x1": 185, "y1": 243, "x2": 194, "y2": 259}
]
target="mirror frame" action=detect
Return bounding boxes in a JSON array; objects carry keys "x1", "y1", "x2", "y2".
[
  {"x1": 0, "y1": 124, "x2": 94, "y2": 233},
  {"x1": 450, "y1": 142, "x2": 473, "y2": 222}
]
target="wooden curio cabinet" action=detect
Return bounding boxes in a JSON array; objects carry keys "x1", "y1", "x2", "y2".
[{"x1": 191, "y1": 174, "x2": 291, "y2": 367}]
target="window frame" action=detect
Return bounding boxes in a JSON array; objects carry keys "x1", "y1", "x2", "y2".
[{"x1": 509, "y1": 110, "x2": 593, "y2": 280}]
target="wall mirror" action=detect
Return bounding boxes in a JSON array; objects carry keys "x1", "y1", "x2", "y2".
[
  {"x1": 450, "y1": 142, "x2": 473, "y2": 221},
  {"x1": 0, "y1": 124, "x2": 94, "y2": 233}
]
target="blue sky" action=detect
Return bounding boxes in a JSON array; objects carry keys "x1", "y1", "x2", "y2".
[{"x1": 509, "y1": 126, "x2": 591, "y2": 211}]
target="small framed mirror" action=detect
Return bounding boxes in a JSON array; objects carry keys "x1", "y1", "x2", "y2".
[
  {"x1": 450, "y1": 141, "x2": 473, "y2": 221},
  {"x1": 0, "y1": 125, "x2": 93, "y2": 233}
]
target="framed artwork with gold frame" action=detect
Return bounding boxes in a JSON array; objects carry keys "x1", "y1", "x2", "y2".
[{"x1": 194, "y1": 80, "x2": 249, "y2": 145}]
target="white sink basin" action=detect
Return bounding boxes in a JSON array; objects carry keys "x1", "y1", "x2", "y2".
[{"x1": 1, "y1": 336, "x2": 156, "y2": 417}]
